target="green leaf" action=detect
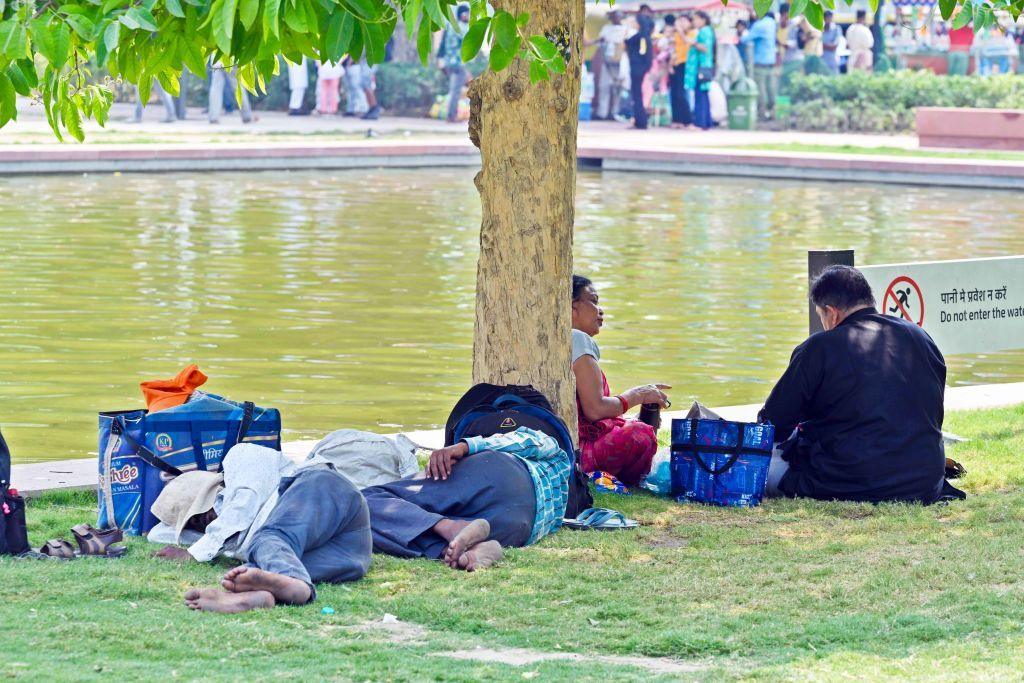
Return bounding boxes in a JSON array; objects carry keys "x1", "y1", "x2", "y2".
[
  {"x1": 165, "y1": 0, "x2": 186, "y2": 18},
  {"x1": 754, "y1": 0, "x2": 773, "y2": 17},
  {"x1": 282, "y1": 0, "x2": 307, "y2": 33},
  {"x1": 6, "y1": 61, "x2": 30, "y2": 95},
  {"x1": 127, "y1": 7, "x2": 159, "y2": 31},
  {"x1": 262, "y1": 0, "x2": 281, "y2": 38},
  {"x1": 951, "y1": 7, "x2": 971, "y2": 29},
  {"x1": 529, "y1": 59, "x2": 548, "y2": 83},
  {"x1": 489, "y1": 41, "x2": 517, "y2": 71},
  {"x1": 422, "y1": 0, "x2": 445, "y2": 29},
  {"x1": 103, "y1": 21, "x2": 120, "y2": 52},
  {"x1": 239, "y1": 0, "x2": 259, "y2": 30},
  {"x1": 868, "y1": 0, "x2": 879, "y2": 14},
  {"x1": 416, "y1": 15, "x2": 432, "y2": 64},
  {"x1": 491, "y1": 10, "x2": 517, "y2": 51},
  {"x1": 324, "y1": 11, "x2": 354, "y2": 61},
  {"x1": 213, "y1": 0, "x2": 238, "y2": 53},
  {"x1": 30, "y1": 20, "x2": 71, "y2": 69},
  {"x1": 804, "y1": 2, "x2": 824, "y2": 29},
  {"x1": 341, "y1": 0, "x2": 375, "y2": 20},
  {"x1": 548, "y1": 53, "x2": 565, "y2": 74},
  {"x1": 938, "y1": 0, "x2": 955, "y2": 20},
  {"x1": 403, "y1": 0, "x2": 422, "y2": 37},
  {"x1": 528, "y1": 35, "x2": 557, "y2": 61},
  {"x1": 789, "y1": 0, "x2": 808, "y2": 19},
  {"x1": 63, "y1": 96, "x2": 84, "y2": 142},
  {"x1": 0, "y1": 71, "x2": 16, "y2": 127},
  {"x1": 0, "y1": 21, "x2": 28, "y2": 60},
  {"x1": 515, "y1": 11, "x2": 529, "y2": 28},
  {"x1": 363, "y1": 19, "x2": 387, "y2": 64},
  {"x1": 64, "y1": 15, "x2": 97, "y2": 40},
  {"x1": 461, "y1": 17, "x2": 488, "y2": 61},
  {"x1": 181, "y1": 34, "x2": 207, "y2": 76},
  {"x1": 820, "y1": 0, "x2": 834, "y2": 10}
]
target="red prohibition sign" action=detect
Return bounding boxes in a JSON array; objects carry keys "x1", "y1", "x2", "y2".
[{"x1": 883, "y1": 276, "x2": 925, "y2": 326}]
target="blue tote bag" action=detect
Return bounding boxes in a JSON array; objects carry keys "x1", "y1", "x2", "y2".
[
  {"x1": 97, "y1": 391, "x2": 281, "y2": 535},
  {"x1": 670, "y1": 418, "x2": 775, "y2": 508}
]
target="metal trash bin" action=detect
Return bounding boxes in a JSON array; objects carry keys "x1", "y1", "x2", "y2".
[{"x1": 727, "y1": 77, "x2": 758, "y2": 130}]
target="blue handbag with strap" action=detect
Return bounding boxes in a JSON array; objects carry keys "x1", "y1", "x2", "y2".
[{"x1": 97, "y1": 391, "x2": 281, "y2": 535}]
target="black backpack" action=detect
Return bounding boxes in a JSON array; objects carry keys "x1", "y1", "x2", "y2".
[
  {"x1": 445, "y1": 383, "x2": 593, "y2": 519},
  {"x1": 1, "y1": 428, "x2": 29, "y2": 556}
]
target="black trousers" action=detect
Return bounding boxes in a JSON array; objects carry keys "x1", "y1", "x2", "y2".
[
  {"x1": 630, "y1": 70, "x2": 648, "y2": 129},
  {"x1": 668, "y1": 66, "x2": 691, "y2": 125},
  {"x1": 362, "y1": 450, "x2": 536, "y2": 559}
]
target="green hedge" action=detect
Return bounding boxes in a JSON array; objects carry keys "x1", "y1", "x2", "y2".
[
  {"x1": 375, "y1": 62, "x2": 447, "y2": 116},
  {"x1": 785, "y1": 70, "x2": 1024, "y2": 133}
]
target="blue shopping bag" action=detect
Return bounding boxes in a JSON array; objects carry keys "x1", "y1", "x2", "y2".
[
  {"x1": 670, "y1": 418, "x2": 775, "y2": 508},
  {"x1": 97, "y1": 391, "x2": 281, "y2": 535}
]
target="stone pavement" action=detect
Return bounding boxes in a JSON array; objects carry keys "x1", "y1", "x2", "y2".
[{"x1": 11, "y1": 380, "x2": 1024, "y2": 497}]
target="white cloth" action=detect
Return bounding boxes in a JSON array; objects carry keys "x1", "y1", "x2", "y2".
[
  {"x1": 304, "y1": 429, "x2": 419, "y2": 489},
  {"x1": 846, "y1": 23, "x2": 874, "y2": 52},
  {"x1": 571, "y1": 329, "x2": 601, "y2": 364},
  {"x1": 599, "y1": 23, "x2": 627, "y2": 61},
  {"x1": 709, "y1": 81, "x2": 728, "y2": 123},
  {"x1": 185, "y1": 444, "x2": 298, "y2": 561},
  {"x1": 287, "y1": 57, "x2": 308, "y2": 89},
  {"x1": 317, "y1": 61, "x2": 344, "y2": 80}
]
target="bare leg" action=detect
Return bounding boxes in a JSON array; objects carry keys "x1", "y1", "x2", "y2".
[
  {"x1": 183, "y1": 587, "x2": 275, "y2": 613},
  {"x1": 221, "y1": 566, "x2": 312, "y2": 605}
]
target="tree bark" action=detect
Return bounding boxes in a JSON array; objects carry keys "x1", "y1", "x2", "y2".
[{"x1": 469, "y1": 0, "x2": 584, "y2": 440}]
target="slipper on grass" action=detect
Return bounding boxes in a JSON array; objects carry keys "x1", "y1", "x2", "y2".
[{"x1": 562, "y1": 507, "x2": 639, "y2": 531}]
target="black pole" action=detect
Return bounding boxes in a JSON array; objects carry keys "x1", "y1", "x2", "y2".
[{"x1": 808, "y1": 249, "x2": 856, "y2": 335}]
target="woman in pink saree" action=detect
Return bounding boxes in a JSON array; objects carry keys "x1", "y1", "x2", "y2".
[{"x1": 571, "y1": 275, "x2": 671, "y2": 486}]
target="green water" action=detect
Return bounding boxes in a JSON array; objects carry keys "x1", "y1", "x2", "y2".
[{"x1": 3, "y1": 168, "x2": 1024, "y2": 464}]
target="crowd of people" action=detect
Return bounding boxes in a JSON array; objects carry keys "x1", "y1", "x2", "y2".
[
  {"x1": 585, "y1": 4, "x2": 1024, "y2": 129},
  {"x1": 150, "y1": 264, "x2": 958, "y2": 615}
]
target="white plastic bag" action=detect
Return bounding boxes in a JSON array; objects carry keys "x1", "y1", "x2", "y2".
[{"x1": 709, "y1": 81, "x2": 728, "y2": 123}]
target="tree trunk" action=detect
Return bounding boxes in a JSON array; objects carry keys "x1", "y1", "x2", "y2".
[{"x1": 468, "y1": 0, "x2": 584, "y2": 440}]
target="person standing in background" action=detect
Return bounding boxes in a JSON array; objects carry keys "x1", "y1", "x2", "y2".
[
  {"x1": 437, "y1": 4, "x2": 470, "y2": 123},
  {"x1": 316, "y1": 60, "x2": 343, "y2": 115},
  {"x1": 360, "y1": 59, "x2": 381, "y2": 120},
  {"x1": 342, "y1": 56, "x2": 368, "y2": 116},
  {"x1": 588, "y1": 10, "x2": 627, "y2": 120},
  {"x1": 821, "y1": 11, "x2": 841, "y2": 74},
  {"x1": 740, "y1": 11, "x2": 778, "y2": 120},
  {"x1": 847, "y1": 10, "x2": 875, "y2": 71},
  {"x1": 208, "y1": 64, "x2": 253, "y2": 124},
  {"x1": 625, "y1": 12, "x2": 655, "y2": 129},
  {"x1": 685, "y1": 10, "x2": 716, "y2": 130},
  {"x1": 664, "y1": 14, "x2": 693, "y2": 129},
  {"x1": 947, "y1": 16, "x2": 974, "y2": 74},
  {"x1": 287, "y1": 57, "x2": 310, "y2": 116}
]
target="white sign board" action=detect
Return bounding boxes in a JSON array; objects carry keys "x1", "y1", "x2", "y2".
[{"x1": 860, "y1": 256, "x2": 1024, "y2": 356}]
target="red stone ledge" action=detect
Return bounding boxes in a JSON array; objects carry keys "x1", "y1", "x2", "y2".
[{"x1": 917, "y1": 107, "x2": 1024, "y2": 152}]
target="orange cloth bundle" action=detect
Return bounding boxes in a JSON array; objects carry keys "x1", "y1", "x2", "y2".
[{"x1": 140, "y1": 364, "x2": 208, "y2": 412}]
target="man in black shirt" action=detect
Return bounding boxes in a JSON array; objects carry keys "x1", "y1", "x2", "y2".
[{"x1": 760, "y1": 266, "x2": 947, "y2": 503}]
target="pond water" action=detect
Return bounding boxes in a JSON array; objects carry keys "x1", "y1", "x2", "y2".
[{"x1": 3, "y1": 168, "x2": 1023, "y2": 464}]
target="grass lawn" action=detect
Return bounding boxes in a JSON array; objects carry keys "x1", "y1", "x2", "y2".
[
  {"x1": 727, "y1": 143, "x2": 1024, "y2": 162},
  {"x1": 5, "y1": 405, "x2": 1024, "y2": 681}
]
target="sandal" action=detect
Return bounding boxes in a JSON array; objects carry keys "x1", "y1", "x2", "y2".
[
  {"x1": 39, "y1": 538, "x2": 77, "y2": 560},
  {"x1": 71, "y1": 523, "x2": 127, "y2": 558},
  {"x1": 945, "y1": 457, "x2": 967, "y2": 480},
  {"x1": 562, "y1": 507, "x2": 639, "y2": 531}
]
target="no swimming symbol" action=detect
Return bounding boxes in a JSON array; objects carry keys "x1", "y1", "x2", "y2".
[{"x1": 883, "y1": 276, "x2": 925, "y2": 326}]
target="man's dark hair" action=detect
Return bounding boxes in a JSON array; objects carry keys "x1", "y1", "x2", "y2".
[
  {"x1": 736, "y1": 19, "x2": 748, "y2": 30},
  {"x1": 572, "y1": 275, "x2": 593, "y2": 301},
  {"x1": 765, "y1": 11, "x2": 776, "y2": 20},
  {"x1": 856, "y1": 9, "x2": 867, "y2": 20},
  {"x1": 824, "y1": 10, "x2": 834, "y2": 19},
  {"x1": 639, "y1": 3, "x2": 653, "y2": 13},
  {"x1": 664, "y1": 13, "x2": 676, "y2": 26},
  {"x1": 457, "y1": 3, "x2": 469, "y2": 18},
  {"x1": 810, "y1": 266, "x2": 876, "y2": 311},
  {"x1": 779, "y1": 2, "x2": 790, "y2": 14}
]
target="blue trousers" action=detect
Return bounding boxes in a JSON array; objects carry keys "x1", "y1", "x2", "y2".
[
  {"x1": 246, "y1": 467, "x2": 372, "y2": 601},
  {"x1": 362, "y1": 450, "x2": 535, "y2": 560}
]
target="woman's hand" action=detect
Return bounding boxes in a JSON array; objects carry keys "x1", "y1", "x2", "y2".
[
  {"x1": 426, "y1": 442, "x2": 469, "y2": 481},
  {"x1": 625, "y1": 384, "x2": 672, "y2": 408}
]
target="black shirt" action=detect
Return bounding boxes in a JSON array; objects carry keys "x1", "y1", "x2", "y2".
[{"x1": 760, "y1": 307, "x2": 946, "y2": 503}]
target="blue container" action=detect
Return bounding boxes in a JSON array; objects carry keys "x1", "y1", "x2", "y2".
[
  {"x1": 98, "y1": 391, "x2": 281, "y2": 535},
  {"x1": 670, "y1": 418, "x2": 775, "y2": 507}
]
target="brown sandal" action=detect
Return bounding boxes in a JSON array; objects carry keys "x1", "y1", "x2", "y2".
[
  {"x1": 71, "y1": 524, "x2": 127, "y2": 558},
  {"x1": 39, "y1": 539, "x2": 77, "y2": 560}
]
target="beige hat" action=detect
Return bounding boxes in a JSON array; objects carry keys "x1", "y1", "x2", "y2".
[{"x1": 151, "y1": 470, "x2": 224, "y2": 542}]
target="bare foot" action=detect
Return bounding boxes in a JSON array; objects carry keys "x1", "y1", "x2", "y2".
[
  {"x1": 457, "y1": 540, "x2": 503, "y2": 572},
  {"x1": 221, "y1": 566, "x2": 312, "y2": 605},
  {"x1": 443, "y1": 519, "x2": 490, "y2": 569},
  {"x1": 184, "y1": 586, "x2": 274, "y2": 613}
]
